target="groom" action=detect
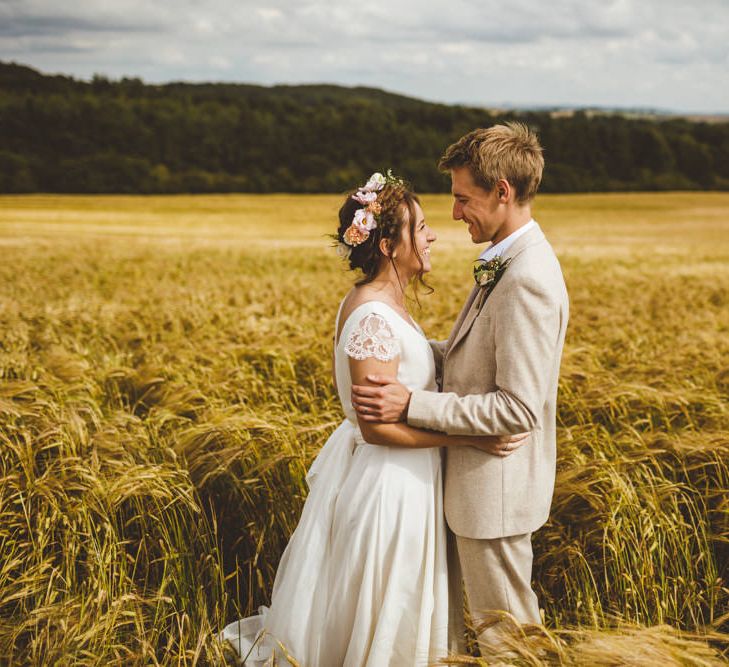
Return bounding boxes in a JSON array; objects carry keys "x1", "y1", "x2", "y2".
[{"x1": 352, "y1": 123, "x2": 569, "y2": 652}]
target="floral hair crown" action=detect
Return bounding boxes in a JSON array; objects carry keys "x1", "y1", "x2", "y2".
[{"x1": 337, "y1": 169, "x2": 405, "y2": 258}]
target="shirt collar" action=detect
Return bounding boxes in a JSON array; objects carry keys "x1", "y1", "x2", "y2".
[{"x1": 478, "y1": 219, "x2": 536, "y2": 262}]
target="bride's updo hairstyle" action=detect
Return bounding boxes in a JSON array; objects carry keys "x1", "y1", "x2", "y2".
[{"x1": 336, "y1": 175, "x2": 430, "y2": 294}]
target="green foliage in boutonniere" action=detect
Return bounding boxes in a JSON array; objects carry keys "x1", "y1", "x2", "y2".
[{"x1": 473, "y1": 255, "x2": 512, "y2": 296}]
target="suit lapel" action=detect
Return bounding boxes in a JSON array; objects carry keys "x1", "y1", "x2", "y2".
[
  {"x1": 446, "y1": 223, "x2": 546, "y2": 354},
  {"x1": 447, "y1": 286, "x2": 488, "y2": 352},
  {"x1": 445, "y1": 285, "x2": 480, "y2": 351}
]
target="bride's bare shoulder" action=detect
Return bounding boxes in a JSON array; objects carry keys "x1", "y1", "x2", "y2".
[{"x1": 336, "y1": 287, "x2": 384, "y2": 342}]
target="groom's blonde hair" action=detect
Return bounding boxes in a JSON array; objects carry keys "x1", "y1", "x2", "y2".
[{"x1": 438, "y1": 122, "x2": 544, "y2": 204}]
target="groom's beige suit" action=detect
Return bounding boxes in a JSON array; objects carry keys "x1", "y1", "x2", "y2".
[{"x1": 407, "y1": 221, "x2": 569, "y2": 648}]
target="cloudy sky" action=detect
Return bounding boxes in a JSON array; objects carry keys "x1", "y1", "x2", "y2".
[{"x1": 2, "y1": 0, "x2": 728, "y2": 113}]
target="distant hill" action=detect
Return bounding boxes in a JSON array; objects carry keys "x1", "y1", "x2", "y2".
[{"x1": 1, "y1": 61, "x2": 728, "y2": 194}]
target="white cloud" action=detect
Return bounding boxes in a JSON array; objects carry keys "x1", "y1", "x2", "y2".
[
  {"x1": 209, "y1": 55, "x2": 232, "y2": 69},
  {"x1": 0, "y1": 0, "x2": 727, "y2": 112},
  {"x1": 256, "y1": 8, "x2": 283, "y2": 21}
]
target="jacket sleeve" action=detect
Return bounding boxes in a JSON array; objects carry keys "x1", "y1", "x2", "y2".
[{"x1": 407, "y1": 277, "x2": 561, "y2": 435}]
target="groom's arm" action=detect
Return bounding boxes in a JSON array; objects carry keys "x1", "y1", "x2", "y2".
[
  {"x1": 408, "y1": 278, "x2": 562, "y2": 436},
  {"x1": 351, "y1": 338, "x2": 446, "y2": 421}
]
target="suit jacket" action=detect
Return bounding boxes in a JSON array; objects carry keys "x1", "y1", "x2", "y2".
[{"x1": 408, "y1": 223, "x2": 569, "y2": 539}]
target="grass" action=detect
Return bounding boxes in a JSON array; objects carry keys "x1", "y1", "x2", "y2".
[{"x1": 0, "y1": 192, "x2": 728, "y2": 665}]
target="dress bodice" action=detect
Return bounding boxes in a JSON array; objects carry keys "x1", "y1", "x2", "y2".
[{"x1": 334, "y1": 300, "x2": 437, "y2": 426}]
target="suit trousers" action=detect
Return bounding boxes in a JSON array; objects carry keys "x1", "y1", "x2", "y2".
[{"x1": 450, "y1": 531, "x2": 541, "y2": 653}]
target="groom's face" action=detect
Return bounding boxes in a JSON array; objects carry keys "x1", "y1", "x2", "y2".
[{"x1": 450, "y1": 166, "x2": 505, "y2": 245}]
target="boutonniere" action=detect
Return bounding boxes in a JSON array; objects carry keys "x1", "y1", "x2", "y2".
[{"x1": 473, "y1": 255, "x2": 512, "y2": 295}]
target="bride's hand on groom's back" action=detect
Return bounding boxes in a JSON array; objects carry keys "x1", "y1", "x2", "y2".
[{"x1": 471, "y1": 433, "x2": 529, "y2": 457}]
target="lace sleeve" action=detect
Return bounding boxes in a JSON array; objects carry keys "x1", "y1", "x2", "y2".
[{"x1": 344, "y1": 313, "x2": 400, "y2": 362}]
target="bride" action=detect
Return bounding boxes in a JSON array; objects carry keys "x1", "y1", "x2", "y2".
[{"x1": 221, "y1": 172, "x2": 525, "y2": 666}]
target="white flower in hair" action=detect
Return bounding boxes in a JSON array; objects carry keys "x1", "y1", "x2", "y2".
[
  {"x1": 353, "y1": 208, "x2": 376, "y2": 231},
  {"x1": 363, "y1": 172, "x2": 386, "y2": 192}
]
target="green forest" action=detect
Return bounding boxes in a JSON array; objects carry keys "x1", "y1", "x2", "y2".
[{"x1": 1, "y1": 61, "x2": 728, "y2": 194}]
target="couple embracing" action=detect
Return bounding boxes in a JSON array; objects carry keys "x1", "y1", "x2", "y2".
[{"x1": 222, "y1": 122, "x2": 569, "y2": 665}]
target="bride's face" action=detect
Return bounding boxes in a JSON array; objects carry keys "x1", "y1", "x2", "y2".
[{"x1": 395, "y1": 202, "x2": 437, "y2": 276}]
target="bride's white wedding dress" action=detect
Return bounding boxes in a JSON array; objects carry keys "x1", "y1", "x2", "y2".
[{"x1": 221, "y1": 300, "x2": 448, "y2": 666}]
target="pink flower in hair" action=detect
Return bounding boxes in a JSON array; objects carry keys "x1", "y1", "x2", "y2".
[
  {"x1": 353, "y1": 208, "x2": 376, "y2": 231},
  {"x1": 352, "y1": 190, "x2": 377, "y2": 205}
]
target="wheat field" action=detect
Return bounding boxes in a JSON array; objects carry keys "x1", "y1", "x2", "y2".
[{"x1": 0, "y1": 192, "x2": 728, "y2": 665}]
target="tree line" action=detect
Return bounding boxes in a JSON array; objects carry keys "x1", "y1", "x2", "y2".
[{"x1": 1, "y1": 61, "x2": 728, "y2": 194}]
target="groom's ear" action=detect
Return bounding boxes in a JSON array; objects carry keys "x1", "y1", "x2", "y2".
[{"x1": 496, "y1": 178, "x2": 511, "y2": 203}]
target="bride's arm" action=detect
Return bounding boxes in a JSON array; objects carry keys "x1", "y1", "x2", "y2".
[{"x1": 349, "y1": 355, "x2": 525, "y2": 454}]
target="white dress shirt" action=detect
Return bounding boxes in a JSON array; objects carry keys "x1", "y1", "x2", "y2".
[{"x1": 477, "y1": 219, "x2": 537, "y2": 262}]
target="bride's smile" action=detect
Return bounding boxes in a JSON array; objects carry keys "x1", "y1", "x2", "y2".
[{"x1": 391, "y1": 201, "x2": 437, "y2": 279}]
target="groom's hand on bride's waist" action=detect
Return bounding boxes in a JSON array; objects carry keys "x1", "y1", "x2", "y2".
[{"x1": 351, "y1": 375, "x2": 410, "y2": 423}]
